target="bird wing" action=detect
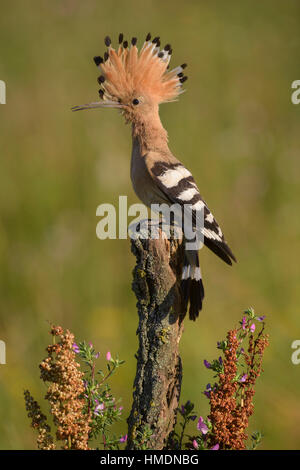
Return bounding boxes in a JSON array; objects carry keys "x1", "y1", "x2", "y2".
[{"x1": 149, "y1": 159, "x2": 237, "y2": 265}]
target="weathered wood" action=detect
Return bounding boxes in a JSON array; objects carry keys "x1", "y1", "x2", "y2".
[{"x1": 127, "y1": 227, "x2": 185, "y2": 450}]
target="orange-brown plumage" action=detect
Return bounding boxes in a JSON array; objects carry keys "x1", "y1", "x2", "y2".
[{"x1": 97, "y1": 34, "x2": 187, "y2": 106}]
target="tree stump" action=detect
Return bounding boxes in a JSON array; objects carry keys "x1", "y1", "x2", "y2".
[{"x1": 127, "y1": 226, "x2": 185, "y2": 450}]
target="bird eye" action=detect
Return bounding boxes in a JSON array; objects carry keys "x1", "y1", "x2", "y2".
[{"x1": 132, "y1": 98, "x2": 139, "y2": 105}]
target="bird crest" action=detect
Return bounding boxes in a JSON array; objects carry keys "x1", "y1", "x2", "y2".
[
  {"x1": 95, "y1": 33, "x2": 187, "y2": 105},
  {"x1": 72, "y1": 33, "x2": 188, "y2": 112}
]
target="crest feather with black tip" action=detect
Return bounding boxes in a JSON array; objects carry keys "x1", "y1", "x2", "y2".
[{"x1": 93, "y1": 33, "x2": 188, "y2": 104}]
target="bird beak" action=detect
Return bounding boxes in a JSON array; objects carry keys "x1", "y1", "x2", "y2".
[{"x1": 71, "y1": 100, "x2": 123, "y2": 112}]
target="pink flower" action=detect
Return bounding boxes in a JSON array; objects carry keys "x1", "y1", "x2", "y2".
[
  {"x1": 192, "y1": 439, "x2": 198, "y2": 449},
  {"x1": 106, "y1": 351, "x2": 112, "y2": 361},
  {"x1": 211, "y1": 443, "x2": 219, "y2": 450},
  {"x1": 250, "y1": 323, "x2": 256, "y2": 333},
  {"x1": 242, "y1": 316, "x2": 247, "y2": 330},
  {"x1": 197, "y1": 416, "x2": 208, "y2": 435},
  {"x1": 120, "y1": 434, "x2": 127, "y2": 443},
  {"x1": 240, "y1": 374, "x2": 247, "y2": 383},
  {"x1": 72, "y1": 343, "x2": 80, "y2": 354}
]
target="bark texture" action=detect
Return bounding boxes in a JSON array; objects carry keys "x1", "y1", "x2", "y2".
[{"x1": 127, "y1": 229, "x2": 185, "y2": 450}]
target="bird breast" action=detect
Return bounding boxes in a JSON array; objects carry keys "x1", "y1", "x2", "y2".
[{"x1": 130, "y1": 137, "x2": 169, "y2": 208}]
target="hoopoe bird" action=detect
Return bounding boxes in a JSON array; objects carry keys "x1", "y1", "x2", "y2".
[{"x1": 72, "y1": 33, "x2": 236, "y2": 320}]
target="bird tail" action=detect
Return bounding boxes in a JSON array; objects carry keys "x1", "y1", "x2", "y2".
[{"x1": 181, "y1": 250, "x2": 205, "y2": 321}]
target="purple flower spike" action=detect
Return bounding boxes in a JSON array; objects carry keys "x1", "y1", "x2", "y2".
[
  {"x1": 250, "y1": 323, "x2": 256, "y2": 333},
  {"x1": 192, "y1": 439, "x2": 198, "y2": 449},
  {"x1": 94, "y1": 352, "x2": 100, "y2": 359},
  {"x1": 242, "y1": 316, "x2": 247, "y2": 330},
  {"x1": 72, "y1": 343, "x2": 80, "y2": 354},
  {"x1": 257, "y1": 315, "x2": 266, "y2": 322},
  {"x1": 94, "y1": 402, "x2": 105, "y2": 416},
  {"x1": 211, "y1": 443, "x2": 219, "y2": 450},
  {"x1": 218, "y1": 356, "x2": 223, "y2": 365},
  {"x1": 197, "y1": 416, "x2": 208, "y2": 435},
  {"x1": 240, "y1": 373, "x2": 247, "y2": 383},
  {"x1": 204, "y1": 360, "x2": 211, "y2": 369},
  {"x1": 120, "y1": 434, "x2": 128, "y2": 443},
  {"x1": 190, "y1": 415, "x2": 197, "y2": 421},
  {"x1": 204, "y1": 383, "x2": 212, "y2": 398}
]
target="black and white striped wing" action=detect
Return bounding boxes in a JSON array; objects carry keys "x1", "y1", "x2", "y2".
[{"x1": 151, "y1": 161, "x2": 236, "y2": 265}]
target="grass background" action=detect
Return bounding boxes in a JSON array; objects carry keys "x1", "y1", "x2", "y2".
[{"x1": 0, "y1": 0, "x2": 300, "y2": 449}]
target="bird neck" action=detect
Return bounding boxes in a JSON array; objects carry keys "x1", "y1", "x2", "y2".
[{"x1": 131, "y1": 110, "x2": 169, "y2": 154}]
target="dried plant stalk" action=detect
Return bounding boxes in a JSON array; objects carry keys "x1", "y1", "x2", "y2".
[
  {"x1": 24, "y1": 390, "x2": 56, "y2": 450},
  {"x1": 208, "y1": 322, "x2": 269, "y2": 450}
]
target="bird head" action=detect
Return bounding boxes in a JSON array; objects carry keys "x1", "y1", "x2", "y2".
[{"x1": 72, "y1": 33, "x2": 188, "y2": 124}]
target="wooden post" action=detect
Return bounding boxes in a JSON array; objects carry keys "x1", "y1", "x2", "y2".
[{"x1": 127, "y1": 227, "x2": 185, "y2": 450}]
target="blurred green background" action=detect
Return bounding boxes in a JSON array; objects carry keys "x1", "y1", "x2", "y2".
[{"x1": 0, "y1": 0, "x2": 300, "y2": 450}]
